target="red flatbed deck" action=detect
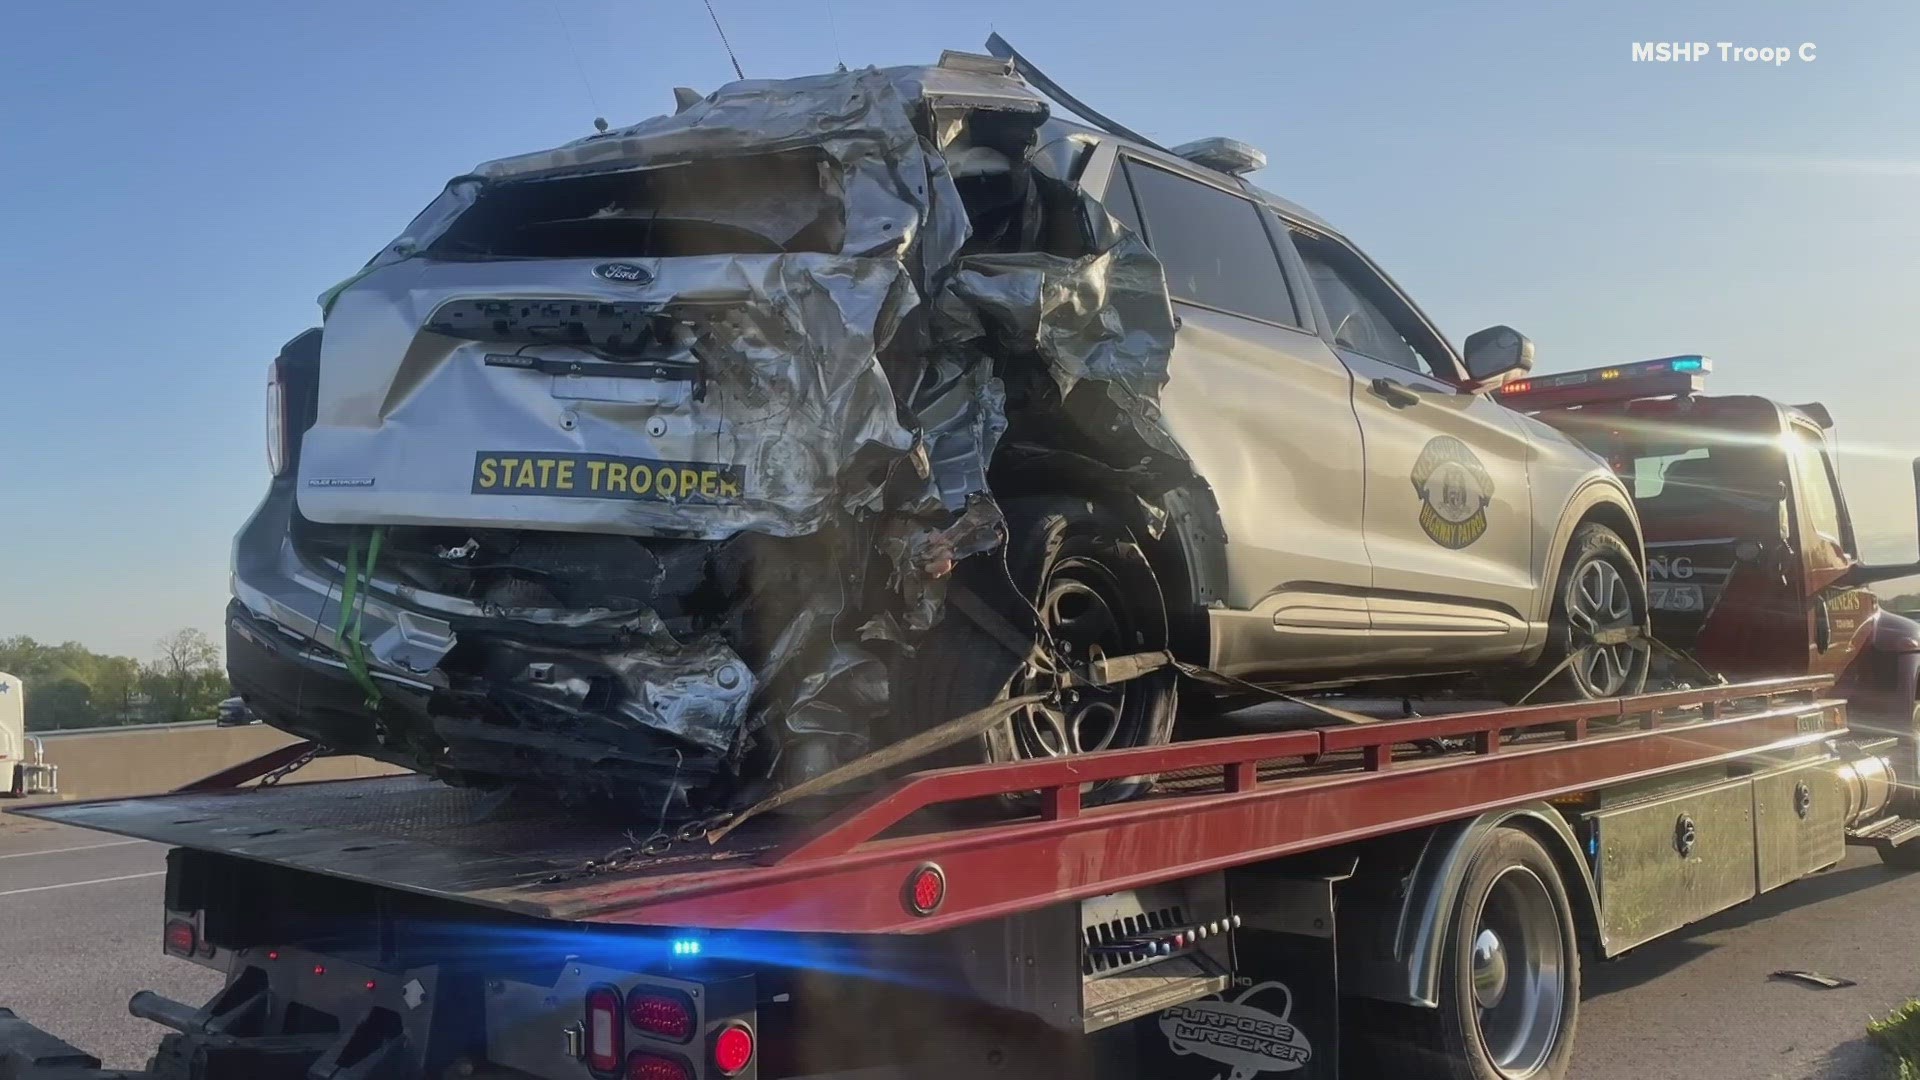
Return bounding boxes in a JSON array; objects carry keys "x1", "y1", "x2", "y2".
[{"x1": 15, "y1": 677, "x2": 1839, "y2": 934}]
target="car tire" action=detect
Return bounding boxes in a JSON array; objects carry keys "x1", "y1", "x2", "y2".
[
  {"x1": 1512, "y1": 522, "x2": 1650, "y2": 703},
  {"x1": 1359, "y1": 827, "x2": 1583, "y2": 1080},
  {"x1": 892, "y1": 496, "x2": 1178, "y2": 809}
]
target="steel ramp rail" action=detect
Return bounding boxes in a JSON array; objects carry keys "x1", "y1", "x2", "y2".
[{"x1": 13, "y1": 678, "x2": 1836, "y2": 936}]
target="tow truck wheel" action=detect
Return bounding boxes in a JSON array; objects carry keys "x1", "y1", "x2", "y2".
[
  {"x1": 1365, "y1": 827, "x2": 1582, "y2": 1080},
  {"x1": 896, "y1": 496, "x2": 1177, "y2": 809},
  {"x1": 1514, "y1": 523, "x2": 1650, "y2": 702}
]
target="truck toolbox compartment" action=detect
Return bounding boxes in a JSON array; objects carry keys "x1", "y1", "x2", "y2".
[
  {"x1": 1753, "y1": 760, "x2": 1845, "y2": 892},
  {"x1": 1592, "y1": 776, "x2": 1757, "y2": 953}
]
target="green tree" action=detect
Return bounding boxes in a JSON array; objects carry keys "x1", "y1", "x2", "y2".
[
  {"x1": 147, "y1": 628, "x2": 225, "y2": 724},
  {"x1": 0, "y1": 631, "x2": 229, "y2": 730},
  {"x1": 93, "y1": 656, "x2": 142, "y2": 722}
]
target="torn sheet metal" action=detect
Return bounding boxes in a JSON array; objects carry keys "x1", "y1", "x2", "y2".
[
  {"x1": 261, "y1": 57, "x2": 1186, "y2": 813},
  {"x1": 501, "y1": 633, "x2": 757, "y2": 759},
  {"x1": 928, "y1": 186, "x2": 1180, "y2": 456},
  {"x1": 879, "y1": 497, "x2": 1009, "y2": 634},
  {"x1": 300, "y1": 253, "x2": 920, "y2": 540},
  {"x1": 904, "y1": 356, "x2": 1009, "y2": 511},
  {"x1": 363, "y1": 65, "x2": 1046, "y2": 290}
]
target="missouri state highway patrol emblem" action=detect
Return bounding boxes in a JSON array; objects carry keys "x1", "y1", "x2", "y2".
[{"x1": 1410, "y1": 436, "x2": 1494, "y2": 549}]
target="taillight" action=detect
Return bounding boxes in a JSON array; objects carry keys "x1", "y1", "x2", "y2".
[
  {"x1": 625, "y1": 1053, "x2": 693, "y2": 1080},
  {"x1": 712, "y1": 1023, "x2": 755, "y2": 1076},
  {"x1": 266, "y1": 359, "x2": 289, "y2": 477},
  {"x1": 163, "y1": 919, "x2": 196, "y2": 957},
  {"x1": 627, "y1": 989, "x2": 695, "y2": 1043},
  {"x1": 904, "y1": 862, "x2": 946, "y2": 916},
  {"x1": 584, "y1": 985, "x2": 624, "y2": 1076}
]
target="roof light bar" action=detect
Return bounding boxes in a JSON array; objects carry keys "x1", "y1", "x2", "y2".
[
  {"x1": 1171, "y1": 136, "x2": 1268, "y2": 176},
  {"x1": 1498, "y1": 355, "x2": 1710, "y2": 410}
]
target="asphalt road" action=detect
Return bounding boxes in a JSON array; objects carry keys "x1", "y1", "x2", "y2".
[
  {"x1": 0, "y1": 815, "x2": 219, "y2": 1071},
  {"x1": 3, "y1": 813, "x2": 1917, "y2": 1078}
]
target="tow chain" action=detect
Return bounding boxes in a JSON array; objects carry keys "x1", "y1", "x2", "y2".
[
  {"x1": 539, "y1": 814, "x2": 741, "y2": 884},
  {"x1": 258, "y1": 746, "x2": 322, "y2": 787}
]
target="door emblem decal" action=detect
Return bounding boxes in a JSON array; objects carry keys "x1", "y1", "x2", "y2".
[
  {"x1": 1411, "y1": 436, "x2": 1494, "y2": 549},
  {"x1": 1160, "y1": 980, "x2": 1312, "y2": 1076}
]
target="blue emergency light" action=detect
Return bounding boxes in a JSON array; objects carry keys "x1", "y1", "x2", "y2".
[{"x1": 1499, "y1": 355, "x2": 1710, "y2": 410}]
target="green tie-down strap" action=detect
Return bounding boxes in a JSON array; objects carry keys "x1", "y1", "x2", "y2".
[{"x1": 333, "y1": 526, "x2": 387, "y2": 710}]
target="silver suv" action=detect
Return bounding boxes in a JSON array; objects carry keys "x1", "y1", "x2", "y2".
[{"x1": 227, "y1": 39, "x2": 1646, "y2": 813}]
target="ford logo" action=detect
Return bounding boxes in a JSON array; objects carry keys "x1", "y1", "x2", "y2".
[{"x1": 594, "y1": 262, "x2": 654, "y2": 285}]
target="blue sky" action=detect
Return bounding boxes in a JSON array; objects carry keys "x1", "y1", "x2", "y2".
[{"x1": 3, "y1": 0, "x2": 1917, "y2": 659}]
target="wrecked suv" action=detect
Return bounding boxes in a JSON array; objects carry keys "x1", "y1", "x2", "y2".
[{"x1": 227, "y1": 40, "x2": 1648, "y2": 817}]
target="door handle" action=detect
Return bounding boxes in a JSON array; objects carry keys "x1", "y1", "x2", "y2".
[{"x1": 1369, "y1": 377, "x2": 1421, "y2": 408}]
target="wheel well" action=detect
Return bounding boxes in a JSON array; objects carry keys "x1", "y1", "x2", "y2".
[
  {"x1": 1336, "y1": 805, "x2": 1607, "y2": 1007},
  {"x1": 1575, "y1": 498, "x2": 1644, "y2": 568},
  {"x1": 1504, "y1": 811, "x2": 1608, "y2": 961},
  {"x1": 984, "y1": 452, "x2": 1223, "y2": 667}
]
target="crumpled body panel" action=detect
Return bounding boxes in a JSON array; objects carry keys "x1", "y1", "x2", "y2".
[
  {"x1": 300, "y1": 254, "x2": 918, "y2": 540},
  {"x1": 251, "y1": 57, "x2": 1189, "y2": 812}
]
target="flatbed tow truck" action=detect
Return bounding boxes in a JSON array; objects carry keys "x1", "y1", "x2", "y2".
[{"x1": 9, "y1": 358, "x2": 1920, "y2": 1080}]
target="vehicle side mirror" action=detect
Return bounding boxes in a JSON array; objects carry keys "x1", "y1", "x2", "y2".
[
  {"x1": 1463, "y1": 325, "x2": 1536, "y2": 388},
  {"x1": 1842, "y1": 456, "x2": 1920, "y2": 585}
]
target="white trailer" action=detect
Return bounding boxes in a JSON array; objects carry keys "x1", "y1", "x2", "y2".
[{"x1": 0, "y1": 673, "x2": 57, "y2": 797}]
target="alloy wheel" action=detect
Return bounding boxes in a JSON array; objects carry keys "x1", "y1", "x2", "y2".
[{"x1": 1565, "y1": 557, "x2": 1646, "y2": 697}]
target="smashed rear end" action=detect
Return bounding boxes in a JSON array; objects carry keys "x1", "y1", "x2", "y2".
[{"x1": 228, "y1": 59, "x2": 1180, "y2": 815}]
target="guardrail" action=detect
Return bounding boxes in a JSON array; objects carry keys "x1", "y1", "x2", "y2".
[
  {"x1": 6, "y1": 723, "x2": 400, "y2": 803},
  {"x1": 33, "y1": 719, "x2": 219, "y2": 738}
]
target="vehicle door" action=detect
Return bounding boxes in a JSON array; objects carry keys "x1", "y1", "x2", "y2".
[
  {"x1": 1096, "y1": 154, "x2": 1370, "y2": 675},
  {"x1": 1786, "y1": 420, "x2": 1876, "y2": 674},
  {"x1": 1286, "y1": 226, "x2": 1536, "y2": 662}
]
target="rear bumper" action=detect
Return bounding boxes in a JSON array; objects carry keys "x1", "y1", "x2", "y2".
[
  {"x1": 230, "y1": 485, "x2": 458, "y2": 689},
  {"x1": 229, "y1": 486, "x2": 757, "y2": 806},
  {"x1": 224, "y1": 598, "x2": 427, "y2": 755}
]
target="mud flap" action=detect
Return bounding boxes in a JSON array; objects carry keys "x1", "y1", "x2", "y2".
[{"x1": 1134, "y1": 866, "x2": 1347, "y2": 1080}]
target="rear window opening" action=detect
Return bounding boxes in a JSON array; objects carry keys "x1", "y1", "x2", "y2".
[{"x1": 429, "y1": 149, "x2": 844, "y2": 260}]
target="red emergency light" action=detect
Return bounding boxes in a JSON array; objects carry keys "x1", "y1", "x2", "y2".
[{"x1": 1498, "y1": 355, "x2": 1710, "y2": 410}]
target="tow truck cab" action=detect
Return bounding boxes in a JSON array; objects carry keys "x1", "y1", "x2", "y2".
[{"x1": 1513, "y1": 358, "x2": 1920, "y2": 778}]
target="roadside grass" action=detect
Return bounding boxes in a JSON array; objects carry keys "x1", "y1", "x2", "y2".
[{"x1": 1869, "y1": 999, "x2": 1920, "y2": 1079}]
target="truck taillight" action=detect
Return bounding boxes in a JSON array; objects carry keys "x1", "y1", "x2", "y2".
[
  {"x1": 712, "y1": 1023, "x2": 755, "y2": 1076},
  {"x1": 585, "y1": 985, "x2": 624, "y2": 1075},
  {"x1": 628, "y1": 989, "x2": 695, "y2": 1042},
  {"x1": 625, "y1": 1053, "x2": 693, "y2": 1080},
  {"x1": 266, "y1": 359, "x2": 289, "y2": 477},
  {"x1": 163, "y1": 919, "x2": 196, "y2": 957}
]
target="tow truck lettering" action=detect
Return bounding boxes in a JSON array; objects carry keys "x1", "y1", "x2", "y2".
[
  {"x1": 1160, "y1": 981, "x2": 1312, "y2": 1076},
  {"x1": 1171, "y1": 1015, "x2": 1306, "y2": 1058},
  {"x1": 472, "y1": 452, "x2": 742, "y2": 503},
  {"x1": 1648, "y1": 555, "x2": 1695, "y2": 580},
  {"x1": 1826, "y1": 590, "x2": 1868, "y2": 613}
]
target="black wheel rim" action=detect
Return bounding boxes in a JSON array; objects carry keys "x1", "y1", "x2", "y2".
[{"x1": 1007, "y1": 556, "x2": 1152, "y2": 760}]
